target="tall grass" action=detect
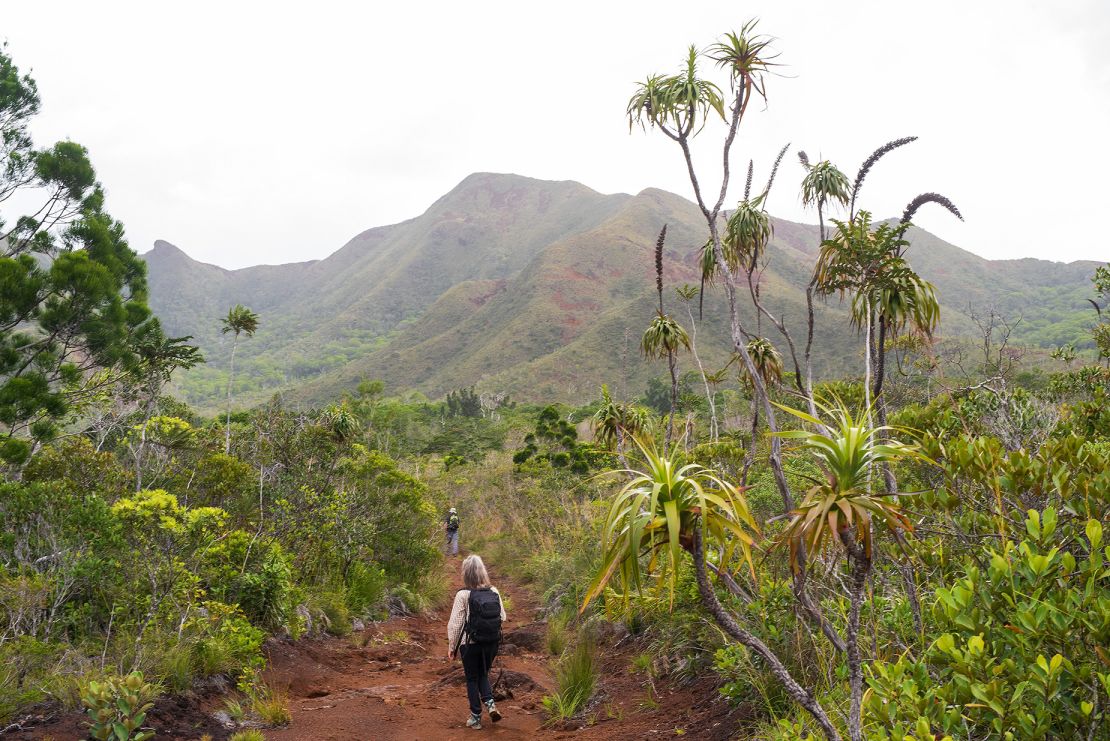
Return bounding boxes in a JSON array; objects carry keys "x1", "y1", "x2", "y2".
[
  {"x1": 542, "y1": 637, "x2": 598, "y2": 722},
  {"x1": 229, "y1": 731, "x2": 266, "y2": 741},
  {"x1": 545, "y1": 610, "x2": 571, "y2": 656},
  {"x1": 251, "y1": 684, "x2": 291, "y2": 726}
]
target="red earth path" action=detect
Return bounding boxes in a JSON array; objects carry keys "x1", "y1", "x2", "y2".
[{"x1": 262, "y1": 558, "x2": 741, "y2": 741}]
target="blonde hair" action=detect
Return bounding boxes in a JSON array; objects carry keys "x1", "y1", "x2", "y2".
[{"x1": 462, "y1": 554, "x2": 492, "y2": 590}]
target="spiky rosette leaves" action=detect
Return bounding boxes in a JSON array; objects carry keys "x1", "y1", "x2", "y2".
[
  {"x1": 801, "y1": 160, "x2": 851, "y2": 210},
  {"x1": 706, "y1": 19, "x2": 780, "y2": 114},
  {"x1": 850, "y1": 136, "x2": 917, "y2": 214},
  {"x1": 641, "y1": 312, "x2": 690, "y2": 359},
  {"x1": 814, "y1": 212, "x2": 910, "y2": 299},
  {"x1": 723, "y1": 197, "x2": 771, "y2": 272},
  {"x1": 736, "y1": 337, "x2": 783, "y2": 389},
  {"x1": 772, "y1": 400, "x2": 930, "y2": 569},
  {"x1": 900, "y1": 192, "x2": 964, "y2": 225},
  {"x1": 582, "y1": 435, "x2": 759, "y2": 612},
  {"x1": 592, "y1": 384, "x2": 649, "y2": 449}
]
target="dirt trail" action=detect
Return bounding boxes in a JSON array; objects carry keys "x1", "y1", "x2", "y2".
[
  {"x1": 263, "y1": 557, "x2": 741, "y2": 741},
  {"x1": 14, "y1": 556, "x2": 739, "y2": 740},
  {"x1": 264, "y1": 558, "x2": 565, "y2": 741}
]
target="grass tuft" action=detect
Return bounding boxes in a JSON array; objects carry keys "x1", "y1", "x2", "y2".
[
  {"x1": 251, "y1": 684, "x2": 291, "y2": 727},
  {"x1": 542, "y1": 637, "x2": 598, "y2": 721}
]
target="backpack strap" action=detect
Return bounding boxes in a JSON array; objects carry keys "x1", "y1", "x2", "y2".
[{"x1": 453, "y1": 589, "x2": 469, "y2": 653}]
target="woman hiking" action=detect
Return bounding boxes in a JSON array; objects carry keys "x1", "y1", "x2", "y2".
[{"x1": 447, "y1": 554, "x2": 506, "y2": 730}]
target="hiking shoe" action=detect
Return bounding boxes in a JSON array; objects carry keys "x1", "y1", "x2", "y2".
[
  {"x1": 486, "y1": 699, "x2": 501, "y2": 723},
  {"x1": 466, "y1": 713, "x2": 482, "y2": 729}
]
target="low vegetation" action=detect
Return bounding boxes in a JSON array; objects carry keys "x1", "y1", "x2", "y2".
[{"x1": 2, "y1": 18, "x2": 1109, "y2": 741}]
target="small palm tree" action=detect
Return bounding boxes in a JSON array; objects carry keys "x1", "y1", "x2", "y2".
[
  {"x1": 221, "y1": 304, "x2": 259, "y2": 454},
  {"x1": 800, "y1": 158, "x2": 851, "y2": 242},
  {"x1": 774, "y1": 400, "x2": 928, "y2": 741},
  {"x1": 641, "y1": 312, "x2": 690, "y2": 453},
  {"x1": 722, "y1": 196, "x2": 772, "y2": 273}
]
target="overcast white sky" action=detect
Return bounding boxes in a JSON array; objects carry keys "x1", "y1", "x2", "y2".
[{"x1": 4, "y1": 0, "x2": 1108, "y2": 268}]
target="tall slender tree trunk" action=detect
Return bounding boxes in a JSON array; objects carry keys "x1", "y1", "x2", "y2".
[
  {"x1": 684, "y1": 302, "x2": 719, "y2": 441},
  {"x1": 665, "y1": 350, "x2": 678, "y2": 455},
  {"x1": 615, "y1": 426, "x2": 630, "y2": 471},
  {"x1": 840, "y1": 532, "x2": 872, "y2": 741},
  {"x1": 871, "y1": 315, "x2": 922, "y2": 632},
  {"x1": 692, "y1": 528, "x2": 841, "y2": 740},
  {"x1": 803, "y1": 203, "x2": 825, "y2": 421},
  {"x1": 225, "y1": 334, "x2": 239, "y2": 455}
]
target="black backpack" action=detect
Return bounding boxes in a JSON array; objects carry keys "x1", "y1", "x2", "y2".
[
  {"x1": 447, "y1": 513, "x2": 460, "y2": 531},
  {"x1": 464, "y1": 588, "x2": 502, "y2": 645}
]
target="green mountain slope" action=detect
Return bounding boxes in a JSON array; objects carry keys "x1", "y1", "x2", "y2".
[{"x1": 144, "y1": 173, "x2": 1100, "y2": 408}]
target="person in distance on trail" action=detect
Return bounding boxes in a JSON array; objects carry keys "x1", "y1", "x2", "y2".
[
  {"x1": 445, "y1": 507, "x2": 460, "y2": 556},
  {"x1": 447, "y1": 554, "x2": 506, "y2": 730}
]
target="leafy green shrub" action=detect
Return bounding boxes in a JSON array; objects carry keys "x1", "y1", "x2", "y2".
[
  {"x1": 80, "y1": 671, "x2": 158, "y2": 741},
  {"x1": 543, "y1": 637, "x2": 598, "y2": 721},
  {"x1": 313, "y1": 592, "x2": 352, "y2": 636},
  {"x1": 345, "y1": 562, "x2": 386, "y2": 617},
  {"x1": 199, "y1": 531, "x2": 293, "y2": 629},
  {"x1": 187, "y1": 601, "x2": 266, "y2": 678},
  {"x1": 866, "y1": 510, "x2": 1110, "y2": 740}
]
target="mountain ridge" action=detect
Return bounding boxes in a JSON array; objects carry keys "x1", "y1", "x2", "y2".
[{"x1": 142, "y1": 172, "x2": 1100, "y2": 409}]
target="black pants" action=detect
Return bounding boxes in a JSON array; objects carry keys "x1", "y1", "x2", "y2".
[{"x1": 460, "y1": 642, "x2": 498, "y2": 715}]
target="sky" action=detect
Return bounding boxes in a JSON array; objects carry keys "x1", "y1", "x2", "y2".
[{"x1": 4, "y1": 0, "x2": 1109, "y2": 269}]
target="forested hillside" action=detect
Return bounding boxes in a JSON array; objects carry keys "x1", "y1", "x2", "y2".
[
  {"x1": 145, "y1": 174, "x2": 1099, "y2": 410},
  {"x1": 5, "y1": 18, "x2": 1110, "y2": 741}
]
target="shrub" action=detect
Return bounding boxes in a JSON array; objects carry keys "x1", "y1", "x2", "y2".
[
  {"x1": 199, "y1": 531, "x2": 293, "y2": 630},
  {"x1": 185, "y1": 601, "x2": 266, "y2": 679},
  {"x1": 79, "y1": 671, "x2": 158, "y2": 741},
  {"x1": 865, "y1": 510, "x2": 1110, "y2": 740}
]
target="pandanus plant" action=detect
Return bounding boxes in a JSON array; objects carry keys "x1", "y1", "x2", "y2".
[
  {"x1": 582, "y1": 435, "x2": 757, "y2": 612},
  {"x1": 592, "y1": 384, "x2": 649, "y2": 468},
  {"x1": 774, "y1": 399, "x2": 930, "y2": 741},
  {"x1": 584, "y1": 437, "x2": 841, "y2": 739}
]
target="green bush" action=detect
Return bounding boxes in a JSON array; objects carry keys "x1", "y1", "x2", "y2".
[
  {"x1": 345, "y1": 561, "x2": 386, "y2": 617},
  {"x1": 865, "y1": 510, "x2": 1110, "y2": 740},
  {"x1": 80, "y1": 671, "x2": 158, "y2": 741},
  {"x1": 199, "y1": 531, "x2": 293, "y2": 630}
]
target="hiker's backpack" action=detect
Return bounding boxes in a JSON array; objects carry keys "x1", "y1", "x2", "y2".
[
  {"x1": 464, "y1": 588, "x2": 502, "y2": 644},
  {"x1": 447, "y1": 513, "x2": 460, "y2": 531}
]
